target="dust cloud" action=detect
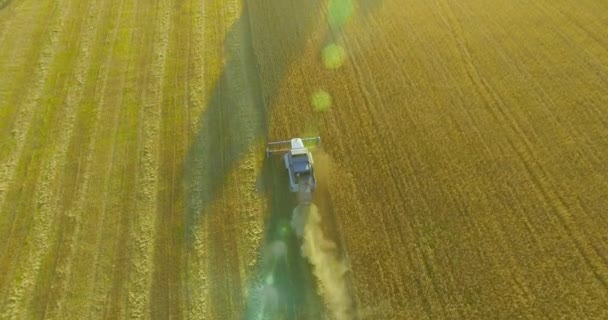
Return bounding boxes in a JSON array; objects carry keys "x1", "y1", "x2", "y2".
[
  {"x1": 301, "y1": 204, "x2": 355, "y2": 320},
  {"x1": 290, "y1": 151, "x2": 356, "y2": 320}
]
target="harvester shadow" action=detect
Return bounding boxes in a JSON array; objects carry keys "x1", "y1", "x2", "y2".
[
  {"x1": 181, "y1": 0, "x2": 322, "y2": 316},
  {"x1": 182, "y1": 0, "x2": 386, "y2": 242},
  {"x1": 243, "y1": 156, "x2": 324, "y2": 320},
  {"x1": 183, "y1": 0, "x2": 322, "y2": 244}
]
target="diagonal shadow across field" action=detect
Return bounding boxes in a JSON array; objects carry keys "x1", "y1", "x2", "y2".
[
  {"x1": 183, "y1": 0, "x2": 322, "y2": 243},
  {"x1": 183, "y1": 0, "x2": 386, "y2": 242}
]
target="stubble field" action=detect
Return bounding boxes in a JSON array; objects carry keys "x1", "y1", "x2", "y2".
[{"x1": 1, "y1": 0, "x2": 607, "y2": 319}]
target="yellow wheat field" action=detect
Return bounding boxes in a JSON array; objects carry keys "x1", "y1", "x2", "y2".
[{"x1": 0, "y1": 0, "x2": 607, "y2": 319}]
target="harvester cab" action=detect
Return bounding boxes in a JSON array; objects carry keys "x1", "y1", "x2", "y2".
[{"x1": 266, "y1": 137, "x2": 321, "y2": 196}]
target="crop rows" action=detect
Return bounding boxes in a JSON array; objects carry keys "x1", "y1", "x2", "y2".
[{"x1": 1, "y1": 0, "x2": 607, "y2": 319}]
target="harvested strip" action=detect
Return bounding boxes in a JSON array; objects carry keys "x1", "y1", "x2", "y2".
[
  {"x1": 0, "y1": 0, "x2": 81, "y2": 318},
  {"x1": 126, "y1": 0, "x2": 171, "y2": 318}
]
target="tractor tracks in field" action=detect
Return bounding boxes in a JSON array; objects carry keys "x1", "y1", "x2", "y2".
[
  {"x1": 333, "y1": 7, "x2": 452, "y2": 318},
  {"x1": 0, "y1": 0, "x2": 70, "y2": 314},
  {"x1": 26, "y1": 0, "x2": 106, "y2": 318},
  {"x1": 126, "y1": 0, "x2": 171, "y2": 318},
  {"x1": 0, "y1": 0, "x2": 99, "y2": 318},
  {"x1": 434, "y1": 0, "x2": 541, "y2": 310},
  {"x1": 47, "y1": 3, "x2": 120, "y2": 317},
  {"x1": 0, "y1": 0, "x2": 53, "y2": 146},
  {"x1": 181, "y1": 0, "x2": 227, "y2": 317},
  {"x1": 148, "y1": 0, "x2": 196, "y2": 318},
  {"x1": 322, "y1": 1, "x2": 520, "y2": 316},
  {"x1": 183, "y1": 0, "x2": 263, "y2": 317},
  {"x1": 452, "y1": 0, "x2": 608, "y2": 296},
  {"x1": 334, "y1": 1, "x2": 608, "y2": 317},
  {"x1": 51, "y1": 0, "x2": 137, "y2": 317},
  {"x1": 534, "y1": 1, "x2": 608, "y2": 79},
  {"x1": 434, "y1": 0, "x2": 608, "y2": 294},
  {"x1": 0, "y1": 0, "x2": 57, "y2": 244},
  {"x1": 77, "y1": 0, "x2": 142, "y2": 317},
  {"x1": 41, "y1": 0, "x2": 124, "y2": 318},
  {"x1": 267, "y1": 0, "x2": 607, "y2": 317}
]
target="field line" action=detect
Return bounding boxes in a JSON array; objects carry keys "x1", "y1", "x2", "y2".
[
  {"x1": 0, "y1": 0, "x2": 55, "y2": 222},
  {"x1": 37, "y1": 0, "x2": 116, "y2": 317},
  {"x1": 184, "y1": 1, "x2": 209, "y2": 318},
  {"x1": 84, "y1": 0, "x2": 146, "y2": 317},
  {"x1": 0, "y1": 0, "x2": 78, "y2": 317},
  {"x1": 31, "y1": 0, "x2": 104, "y2": 316},
  {"x1": 439, "y1": 0, "x2": 608, "y2": 293},
  {"x1": 51, "y1": 0, "x2": 131, "y2": 317},
  {"x1": 339, "y1": 4, "x2": 458, "y2": 315},
  {"x1": 126, "y1": 0, "x2": 171, "y2": 318}
]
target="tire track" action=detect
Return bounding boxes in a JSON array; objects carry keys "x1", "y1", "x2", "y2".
[
  {"x1": 86, "y1": 0, "x2": 148, "y2": 317},
  {"x1": 206, "y1": 1, "x2": 234, "y2": 316},
  {"x1": 185, "y1": 0, "x2": 242, "y2": 318},
  {"x1": 25, "y1": 0, "x2": 106, "y2": 317},
  {"x1": 46, "y1": 2, "x2": 120, "y2": 318},
  {"x1": 433, "y1": 0, "x2": 539, "y2": 308},
  {"x1": 320, "y1": 2, "x2": 515, "y2": 317},
  {"x1": 418, "y1": 2, "x2": 605, "y2": 315},
  {"x1": 435, "y1": 0, "x2": 608, "y2": 293},
  {"x1": 126, "y1": 0, "x2": 170, "y2": 317},
  {"x1": 150, "y1": 0, "x2": 193, "y2": 317},
  {"x1": 525, "y1": 1, "x2": 608, "y2": 146},
  {"x1": 37, "y1": 0, "x2": 117, "y2": 317},
  {"x1": 183, "y1": 0, "x2": 214, "y2": 316},
  {"x1": 324, "y1": 2, "x2": 520, "y2": 317},
  {"x1": 0, "y1": 0, "x2": 64, "y2": 297},
  {"x1": 530, "y1": 3, "x2": 608, "y2": 87},
  {"x1": 372, "y1": 13, "x2": 518, "y2": 316},
  {"x1": 0, "y1": 0, "x2": 56, "y2": 232},
  {"x1": 452, "y1": 0, "x2": 608, "y2": 249},
  {"x1": 338, "y1": 12, "x2": 451, "y2": 318},
  {"x1": 433, "y1": 0, "x2": 565, "y2": 292},
  {"x1": 427, "y1": 0, "x2": 607, "y2": 313},
  {"x1": 54, "y1": 0, "x2": 131, "y2": 317},
  {"x1": 287, "y1": 1, "x2": 607, "y2": 318},
  {"x1": 0, "y1": 0, "x2": 86, "y2": 318}
]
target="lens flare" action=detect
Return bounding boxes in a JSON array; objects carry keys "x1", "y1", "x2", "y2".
[
  {"x1": 322, "y1": 43, "x2": 347, "y2": 69},
  {"x1": 328, "y1": 0, "x2": 355, "y2": 31},
  {"x1": 311, "y1": 90, "x2": 332, "y2": 112}
]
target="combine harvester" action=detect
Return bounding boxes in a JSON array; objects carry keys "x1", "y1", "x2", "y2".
[{"x1": 266, "y1": 137, "x2": 321, "y2": 205}]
